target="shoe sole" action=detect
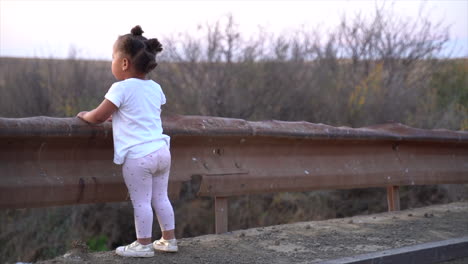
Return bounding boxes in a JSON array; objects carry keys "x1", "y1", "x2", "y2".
[
  {"x1": 153, "y1": 246, "x2": 178, "y2": 253},
  {"x1": 116, "y1": 250, "x2": 154, "y2": 258}
]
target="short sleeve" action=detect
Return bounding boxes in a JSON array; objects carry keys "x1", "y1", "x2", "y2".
[
  {"x1": 161, "y1": 90, "x2": 166, "y2": 105},
  {"x1": 105, "y1": 82, "x2": 125, "y2": 108},
  {"x1": 157, "y1": 83, "x2": 166, "y2": 105}
]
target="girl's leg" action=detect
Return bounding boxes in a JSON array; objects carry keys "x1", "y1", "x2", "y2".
[
  {"x1": 150, "y1": 146, "x2": 176, "y2": 239},
  {"x1": 122, "y1": 157, "x2": 154, "y2": 245}
]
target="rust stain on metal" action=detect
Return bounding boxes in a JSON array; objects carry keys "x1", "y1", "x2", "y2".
[{"x1": 0, "y1": 115, "x2": 467, "y2": 209}]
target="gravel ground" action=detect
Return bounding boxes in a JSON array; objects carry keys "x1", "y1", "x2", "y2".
[{"x1": 35, "y1": 201, "x2": 468, "y2": 264}]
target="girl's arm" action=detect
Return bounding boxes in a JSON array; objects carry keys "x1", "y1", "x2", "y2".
[{"x1": 77, "y1": 99, "x2": 118, "y2": 124}]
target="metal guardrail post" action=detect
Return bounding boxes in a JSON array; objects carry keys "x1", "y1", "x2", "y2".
[
  {"x1": 386, "y1": 185, "x2": 401, "y2": 211},
  {"x1": 215, "y1": 196, "x2": 228, "y2": 234}
]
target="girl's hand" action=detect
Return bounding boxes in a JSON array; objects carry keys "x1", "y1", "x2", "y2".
[
  {"x1": 106, "y1": 115, "x2": 113, "y2": 122},
  {"x1": 77, "y1": 111, "x2": 89, "y2": 121},
  {"x1": 76, "y1": 100, "x2": 117, "y2": 124}
]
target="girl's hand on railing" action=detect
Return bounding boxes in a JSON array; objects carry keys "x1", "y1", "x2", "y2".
[
  {"x1": 76, "y1": 111, "x2": 89, "y2": 121},
  {"x1": 75, "y1": 99, "x2": 117, "y2": 124}
]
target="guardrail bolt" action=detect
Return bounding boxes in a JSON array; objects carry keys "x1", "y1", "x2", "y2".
[{"x1": 213, "y1": 148, "x2": 223, "y2": 156}]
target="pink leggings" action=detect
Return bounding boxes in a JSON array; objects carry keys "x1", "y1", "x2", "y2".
[{"x1": 122, "y1": 145, "x2": 175, "y2": 239}]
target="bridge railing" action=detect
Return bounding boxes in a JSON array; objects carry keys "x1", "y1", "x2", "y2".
[{"x1": 1, "y1": 115, "x2": 467, "y2": 234}]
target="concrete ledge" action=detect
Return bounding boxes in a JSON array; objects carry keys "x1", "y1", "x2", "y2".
[
  {"x1": 34, "y1": 201, "x2": 468, "y2": 264},
  {"x1": 320, "y1": 236, "x2": 468, "y2": 264}
]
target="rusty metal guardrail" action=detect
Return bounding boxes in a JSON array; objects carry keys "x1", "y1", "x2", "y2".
[{"x1": 1, "y1": 115, "x2": 467, "y2": 234}]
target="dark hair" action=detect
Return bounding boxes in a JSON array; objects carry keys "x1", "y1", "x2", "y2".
[{"x1": 115, "y1": 25, "x2": 163, "y2": 74}]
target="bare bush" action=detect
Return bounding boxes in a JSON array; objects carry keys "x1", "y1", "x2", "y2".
[
  {"x1": 151, "y1": 6, "x2": 460, "y2": 129},
  {"x1": 1, "y1": 7, "x2": 463, "y2": 129},
  {"x1": 0, "y1": 47, "x2": 115, "y2": 118}
]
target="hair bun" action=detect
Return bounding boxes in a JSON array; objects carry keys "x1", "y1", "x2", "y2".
[
  {"x1": 146, "y1": 38, "x2": 163, "y2": 53},
  {"x1": 131, "y1": 25, "x2": 144, "y2": 36}
]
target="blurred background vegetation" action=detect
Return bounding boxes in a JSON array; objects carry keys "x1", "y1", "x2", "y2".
[{"x1": 0, "y1": 7, "x2": 467, "y2": 263}]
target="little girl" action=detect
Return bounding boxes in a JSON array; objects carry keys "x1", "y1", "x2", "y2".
[{"x1": 77, "y1": 25, "x2": 177, "y2": 258}]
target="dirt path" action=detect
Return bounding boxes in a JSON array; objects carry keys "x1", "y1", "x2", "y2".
[{"x1": 37, "y1": 201, "x2": 468, "y2": 264}]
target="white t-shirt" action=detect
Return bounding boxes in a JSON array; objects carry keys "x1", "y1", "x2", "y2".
[{"x1": 104, "y1": 78, "x2": 170, "y2": 164}]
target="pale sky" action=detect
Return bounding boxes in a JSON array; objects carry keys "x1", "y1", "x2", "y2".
[{"x1": 1, "y1": 0, "x2": 467, "y2": 59}]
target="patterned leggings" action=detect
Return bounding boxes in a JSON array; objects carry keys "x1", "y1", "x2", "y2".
[{"x1": 122, "y1": 145, "x2": 175, "y2": 239}]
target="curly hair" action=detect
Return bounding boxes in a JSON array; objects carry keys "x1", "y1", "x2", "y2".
[{"x1": 115, "y1": 25, "x2": 163, "y2": 74}]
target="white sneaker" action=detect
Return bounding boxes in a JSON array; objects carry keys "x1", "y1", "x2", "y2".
[
  {"x1": 153, "y1": 238, "x2": 178, "y2": 252},
  {"x1": 115, "y1": 241, "x2": 154, "y2": 257}
]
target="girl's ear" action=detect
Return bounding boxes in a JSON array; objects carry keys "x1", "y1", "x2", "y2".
[{"x1": 122, "y1": 58, "x2": 129, "y2": 71}]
